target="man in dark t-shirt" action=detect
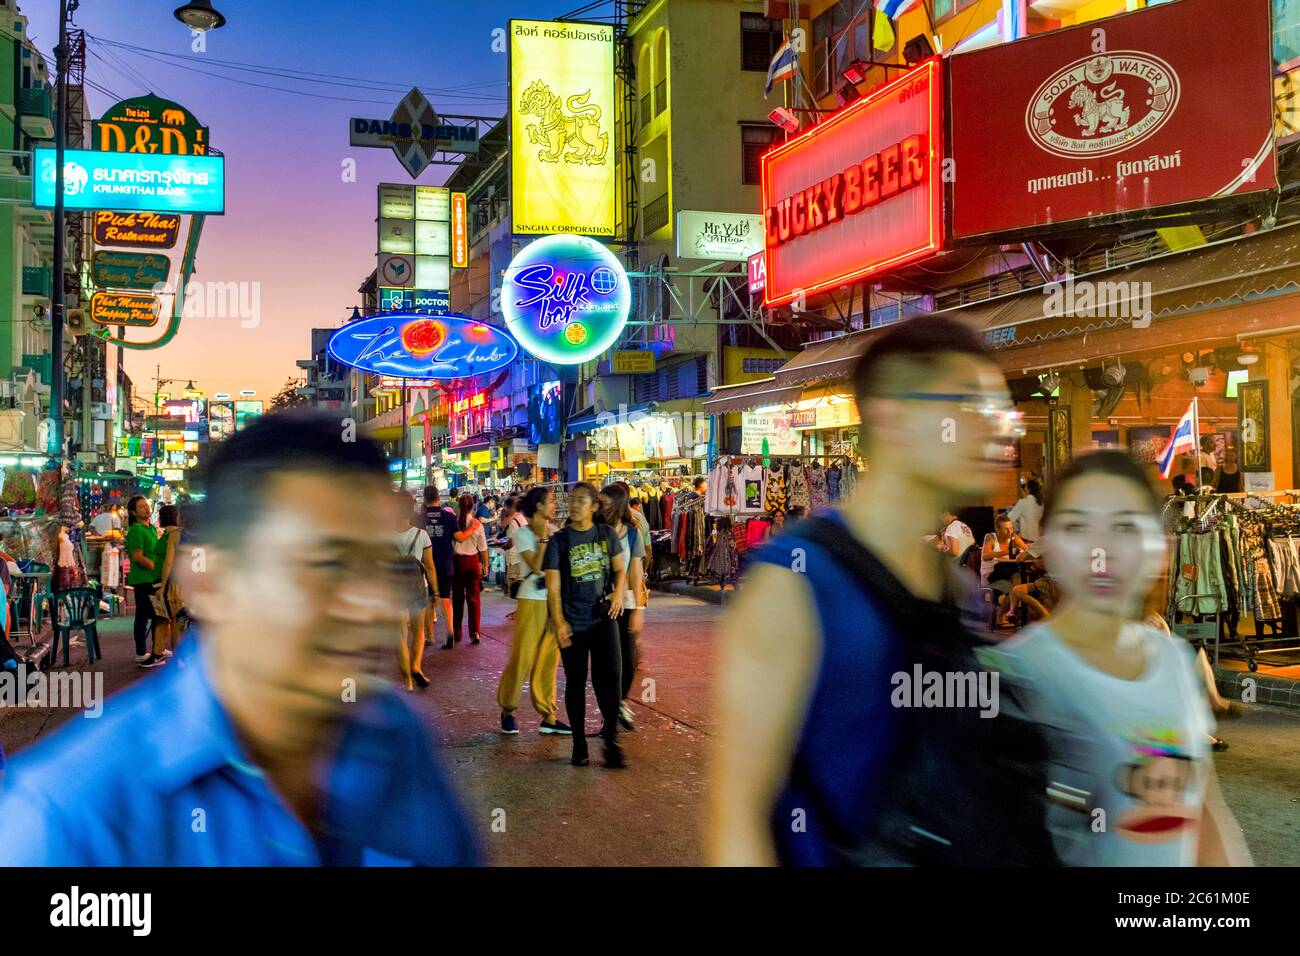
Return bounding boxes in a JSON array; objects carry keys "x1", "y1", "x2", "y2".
[{"x1": 421, "y1": 486, "x2": 458, "y2": 647}]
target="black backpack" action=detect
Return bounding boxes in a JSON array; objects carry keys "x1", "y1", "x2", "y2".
[{"x1": 785, "y1": 516, "x2": 1060, "y2": 866}]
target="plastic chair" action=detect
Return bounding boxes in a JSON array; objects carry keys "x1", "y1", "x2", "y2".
[{"x1": 51, "y1": 588, "x2": 101, "y2": 667}]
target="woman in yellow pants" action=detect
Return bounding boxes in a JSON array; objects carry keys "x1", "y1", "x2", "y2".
[{"x1": 497, "y1": 486, "x2": 571, "y2": 735}]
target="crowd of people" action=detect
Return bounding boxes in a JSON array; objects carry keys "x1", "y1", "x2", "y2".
[{"x1": 0, "y1": 314, "x2": 1259, "y2": 867}]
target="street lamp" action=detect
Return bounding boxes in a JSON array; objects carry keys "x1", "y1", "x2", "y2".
[{"x1": 174, "y1": 0, "x2": 227, "y2": 32}]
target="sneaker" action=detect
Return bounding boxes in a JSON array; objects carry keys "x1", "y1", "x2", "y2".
[
  {"x1": 618, "y1": 701, "x2": 635, "y2": 731},
  {"x1": 570, "y1": 748, "x2": 590, "y2": 767},
  {"x1": 603, "y1": 741, "x2": 627, "y2": 769},
  {"x1": 540, "y1": 719, "x2": 572, "y2": 735},
  {"x1": 500, "y1": 713, "x2": 519, "y2": 735},
  {"x1": 133, "y1": 652, "x2": 151, "y2": 663},
  {"x1": 138, "y1": 654, "x2": 166, "y2": 669},
  {"x1": 161, "y1": 649, "x2": 174, "y2": 658}
]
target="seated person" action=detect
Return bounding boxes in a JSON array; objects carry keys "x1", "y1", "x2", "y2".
[
  {"x1": 1006, "y1": 556, "x2": 1058, "y2": 624},
  {"x1": 982, "y1": 514, "x2": 1029, "y2": 626}
]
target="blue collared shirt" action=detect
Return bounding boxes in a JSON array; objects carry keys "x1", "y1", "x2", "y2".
[{"x1": 0, "y1": 641, "x2": 479, "y2": 866}]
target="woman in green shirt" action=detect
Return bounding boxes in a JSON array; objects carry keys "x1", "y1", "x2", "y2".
[{"x1": 125, "y1": 495, "x2": 164, "y2": 668}]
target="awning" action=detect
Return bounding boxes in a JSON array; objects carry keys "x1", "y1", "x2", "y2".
[
  {"x1": 702, "y1": 377, "x2": 804, "y2": 414},
  {"x1": 451, "y1": 435, "x2": 493, "y2": 454},
  {"x1": 943, "y1": 221, "x2": 1300, "y2": 348},
  {"x1": 567, "y1": 403, "x2": 652, "y2": 435},
  {"x1": 773, "y1": 328, "x2": 883, "y2": 387}
]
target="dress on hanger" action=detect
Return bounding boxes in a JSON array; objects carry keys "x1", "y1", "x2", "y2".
[
  {"x1": 788, "y1": 464, "x2": 810, "y2": 510},
  {"x1": 807, "y1": 464, "x2": 829, "y2": 512},
  {"x1": 764, "y1": 466, "x2": 787, "y2": 514},
  {"x1": 827, "y1": 463, "x2": 843, "y2": 500}
]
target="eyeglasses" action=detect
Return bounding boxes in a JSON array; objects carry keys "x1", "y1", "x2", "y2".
[{"x1": 889, "y1": 391, "x2": 1024, "y2": 437}]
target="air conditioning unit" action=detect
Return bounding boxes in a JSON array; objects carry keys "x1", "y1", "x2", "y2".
[{"x1": 91, "y1": 402, "x2": 112, "y2": 420}]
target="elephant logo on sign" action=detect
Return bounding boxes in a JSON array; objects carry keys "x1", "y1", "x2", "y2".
[{"x1": 161, "y1": 108, "x2": 186, "y2": 126}]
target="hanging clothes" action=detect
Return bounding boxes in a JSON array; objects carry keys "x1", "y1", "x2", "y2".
[
  {"x1": 807, "y1": 464, "x2": 829, "y2": 513},
  {"x1": 741, "y1": 464, "x2": 765, "y2": 512},
  {"x1": 827, "y1": 463, "x2": 843, "y2": 500},
  {"x1": 788, "y1": 464, "x2": 810, "y2": 510},
  {"x1": 764, "y1": 466, "x2": 787, "y2": 514}
]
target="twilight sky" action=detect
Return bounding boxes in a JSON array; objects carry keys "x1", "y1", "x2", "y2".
[{"x1": 25, "y1": 0, "x2": 586, "y2": 402}]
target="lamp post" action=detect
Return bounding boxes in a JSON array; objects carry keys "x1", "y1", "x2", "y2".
[{"x1": 49, "y1": 0, "x2": 227, "y2": 461}]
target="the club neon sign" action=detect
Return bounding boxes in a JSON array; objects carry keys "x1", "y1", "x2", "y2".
[
  {"x1": 326, "y1": 312, "x2": 518, "y2": 380},
  {"x1": 502, "y1": 234, "x2": 630, "y2": 366},
  {"x1": 760, "y1": 58, "x2": 944, "y2": 308}
]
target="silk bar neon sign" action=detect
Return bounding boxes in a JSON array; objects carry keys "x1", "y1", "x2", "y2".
[{"x1": 764, "y1": 134, "x2": 928, "y2": 247}]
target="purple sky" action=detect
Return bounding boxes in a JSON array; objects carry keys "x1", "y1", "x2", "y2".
[{"x1": 25, "y1": 0, "x2": 582, "y2": 402}]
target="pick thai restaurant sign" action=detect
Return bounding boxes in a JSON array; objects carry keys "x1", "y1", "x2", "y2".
[
  {"x1": 326, "y1": 312, "x2": 518, "y2": 380},
  {"x1": 761, "y1": 58, "x2": 943, "y2": 307},
  {"x1": 948, "y1": 0, "x2": 1276, "y2": 239},
  {"x1": 90, "y1": 291, "x2": 161, "y2": 327},
  {"x1": 92, "y1": 210, "x2": 180, "y2": 249}
]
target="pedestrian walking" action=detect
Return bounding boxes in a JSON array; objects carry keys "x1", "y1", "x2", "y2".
[
  {"x1": 709, "y1": 316, "x2": 1055, "y2": 866},
  {"x1": 543, "y1": 482, "x2": 628, "y2": 768},
  {"x1": 421, "y1": 486, "x2": 457, "y2": 648},
  {"x1": 389, "y1": 491, "x2": 435, "y2": 691},
  {"x1": 451, "y1": 493, "x2": 489, "y2": 646},
  {"x1": 496, "y1": 486, "x2": 569, "y2": 735},
  {"x1": 149, "y1": 504, "x2": 185, "y2": 659},
  {"x1": 125, "y1": 495, "x2": 166, "y2": 669},
  {"x1": 599, "y1": 482, "x2": 647, "y2": 733},
  {"x1": 0, "y1": 412, "x2": 478, "y2": 865},
  {"x1": 995, "y1": 450, "x2": 1252, "y2": 865}
]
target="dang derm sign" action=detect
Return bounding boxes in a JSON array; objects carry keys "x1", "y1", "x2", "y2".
[
  {"x1": 501, "y1": 234, "x2": 630, "y2": 366},
  {"x1": 327, "y1": 312, "x2": 518, "y2": 380}
]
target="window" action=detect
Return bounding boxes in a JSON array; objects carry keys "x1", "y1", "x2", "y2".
[
  {"x1": 740, "y1": 12, "x2": 783, "y2": 72},
  {"x1": 741, "y1": 123, "x2": 778, "y2": 185},
  {"x1": 935, "y1": 0, "x2": 979, "y2": 24},
  {"x1": 811, "y1": 1, "x2": 869, "y2": 99}
]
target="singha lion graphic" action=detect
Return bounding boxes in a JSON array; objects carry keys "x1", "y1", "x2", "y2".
[
  {"x1": 518, "y1": 81, "x2": 609, "y2": 165},
  {"x1": 1069, "y1": 82, "x2": 1130, "y2": 136}
]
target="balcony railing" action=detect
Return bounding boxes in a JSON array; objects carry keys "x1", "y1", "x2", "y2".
[
  {"x1": 17, "y1": 86, "x2": 52, "y2": 121},
  {"x1": 639, "y1": 92, "x2": 652, "y2": 129},
  {"x1": 21, "y1": 353, "x2": 51, "y2": 385},
  {"x1": 21, "y1": 266, "x2": 51, "y2": 298},
  {"x1": 643, "y1": 193, "x2": 669, "y2": 236},
  {"x1": 654, "y1": 79, "x2": 667, "y2": 116}
]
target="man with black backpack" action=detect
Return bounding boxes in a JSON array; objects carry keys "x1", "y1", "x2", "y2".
[
  {"x1": 708, "y1": 316, "x2": 1057, "y2": 866},
  {"x1": 544, "y1": 482, "x2": 628, "y2": 768}
]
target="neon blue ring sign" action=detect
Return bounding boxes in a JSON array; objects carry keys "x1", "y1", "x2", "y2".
[
  {"x1": 502, "y1": 234, "x2": 631, "y2": 366},
  {"x1": 326, "y1": 312, "x2": 518, "y2": 380}
]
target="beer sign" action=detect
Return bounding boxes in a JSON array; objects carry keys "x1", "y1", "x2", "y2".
[
  {"x1": 93, "y1": 95, "x2": 209, "y2": 156},
  {"x1": 90, "y1": 291, "x2": 162, "y2": 328},
  {"x1": 92, "y1": 250, "x2": 171, "y2": 291},
  {"x1": 92, "y1": 211, "x2": 180, "y2": 249}
]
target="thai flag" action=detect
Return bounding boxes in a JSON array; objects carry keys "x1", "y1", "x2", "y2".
[
  {"x1": 1157, "y1": 399, "x2": 1198, "y2": 479},
  {"x1": 764, "y1": 36, "x2": 799, "y2": 98},
  {"x1": 875, "y1": 0, "x2": 924, "y2": 17}
]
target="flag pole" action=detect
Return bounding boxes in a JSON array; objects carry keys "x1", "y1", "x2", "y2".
[{"x1": 1191, "y1": 391, "x2": 1201, "y2": 485}]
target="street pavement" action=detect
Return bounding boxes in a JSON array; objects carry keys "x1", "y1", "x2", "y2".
[{"x1": 2, "y1": 594, "x2": 1298, "y2": 865}]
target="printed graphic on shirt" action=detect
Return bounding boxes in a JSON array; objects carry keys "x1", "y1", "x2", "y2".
[
  {"x1": 744, "y1": 477, "x2": 762, "y2": 510},
  {"x1": 568, "y1": 541, "x2": 610, "y2": 583},
  {"x1": 1113, "y1": 727, "x2": 1202, "y2": 844}
]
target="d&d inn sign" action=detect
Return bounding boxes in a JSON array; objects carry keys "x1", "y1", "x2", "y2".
[{"x1": 93, "y1": 94, "x2": 209, "y2": 156}]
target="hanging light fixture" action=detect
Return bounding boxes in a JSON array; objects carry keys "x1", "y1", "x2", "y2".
[
  {"x1": 174, "y1": 0, "x2": 227, "y2": 32},
  {"x1": 1236, "y1": 344, "x2": 1261, "y2": 366}
]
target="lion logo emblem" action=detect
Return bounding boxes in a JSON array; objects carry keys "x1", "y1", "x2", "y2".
[
  {"x1": 518, "y1": 80, "x2": 609, "y2": 165},
  {"x1": 1026, "y1": 51, "x2": 1179, "y2": 159}
]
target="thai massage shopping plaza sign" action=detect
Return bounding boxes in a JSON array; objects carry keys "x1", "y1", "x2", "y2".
[
  {"x1": 948, "y1": 0, "x2": 1276, "y2": 238},
  {"x1": 760, "y1": 58, "x2": 943, "y2": 307}
]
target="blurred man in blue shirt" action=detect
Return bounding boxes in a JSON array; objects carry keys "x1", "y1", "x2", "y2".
[{"x1": 0, "y1": 412, "x2": 479, "y2": 866}]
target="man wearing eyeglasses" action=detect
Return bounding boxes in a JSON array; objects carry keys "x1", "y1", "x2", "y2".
[{"x1": 709, "y1": 315, "x2": 1051, "y2": 867}]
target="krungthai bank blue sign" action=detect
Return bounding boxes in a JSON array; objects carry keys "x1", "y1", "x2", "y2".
[
  {"x1": 327, "y1": 312, "x2": 518, "y2": 380},
  {"x1": 33, "y1": 147, "x2": 225, "y2": 214}
]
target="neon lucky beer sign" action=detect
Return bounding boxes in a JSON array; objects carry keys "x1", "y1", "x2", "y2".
[
  {"x1": 502, "y1": 234, "x2": 631, "y2": 366},
  {"x1": 760, "y1": 57, "x2": 944, "y2": 307},
  {"x1": 326, "y1": 312, "x2": 518, "y2": 380}
]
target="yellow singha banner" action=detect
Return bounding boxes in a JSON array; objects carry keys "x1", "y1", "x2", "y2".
[{"x1": 510, "y1": 19, "x2": 616, "y2": 236}]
